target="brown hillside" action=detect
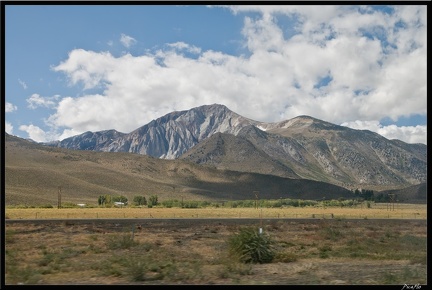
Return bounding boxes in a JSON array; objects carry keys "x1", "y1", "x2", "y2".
[{"x1": 5, "y1": 133, "x2": 357, "y2": 206}]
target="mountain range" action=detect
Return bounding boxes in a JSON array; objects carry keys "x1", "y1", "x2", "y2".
[
  {"x1": 5, "y1": 132, "x2": 426, "y2": 206},
  {"x1": 44, "y1": 104, "x2": 427, "y2": 191}
]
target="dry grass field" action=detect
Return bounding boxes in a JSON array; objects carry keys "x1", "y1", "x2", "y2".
[
  {"x1": 5, "y1": 203, "x2": 427, "y2": 220},
  {"x1": 4, "y1": 205, "x2": 427, "y2": 285}
]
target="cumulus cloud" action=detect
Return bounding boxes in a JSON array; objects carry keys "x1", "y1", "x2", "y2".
[
  {"x1": 43, "y1": 5, "x2": 426, "y2": 144},
  {"x1": 6, "y1": 102, "x2": 18, "y2": 112},
  {"x1": 27, "y1": 94, "x2": 59, "y2": 109},
  {"x1": 6, "y1": 122, "x2": 14, "y2": 134},
  {"x1": 341, "y1": 120, "x2": 427, "y2": 145},
  {"x1": 19, "y1": 124, "x2": 48, "y2": 142},
  {"x1": 120, "y1": 33, "x2": 137, "y2": 48}
]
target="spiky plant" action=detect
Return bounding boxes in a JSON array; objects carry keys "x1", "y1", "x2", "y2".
[{"x1": 228, "y1": 227, "x2": 275, "y2": 264}]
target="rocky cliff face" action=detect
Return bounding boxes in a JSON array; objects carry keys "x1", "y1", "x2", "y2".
[
  {"x1": 50, "y1": 129, "x2": 126, "y2": 151},
  {"x1": 49, "y1": 104, "x2": 263, "y2": 158},
  {"x1": 45, "y1": 104, "x2": 427, "y2": 189}
]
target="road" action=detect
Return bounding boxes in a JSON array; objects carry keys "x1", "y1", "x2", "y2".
[{"x1": 5, "y1": 217, "x2": 426, "y2": 231}]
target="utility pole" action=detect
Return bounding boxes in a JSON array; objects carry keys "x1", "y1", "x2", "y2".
[
  {"x1": 253, "y1": 191, "x2": 259, "y2": 209},
  {"x1": 388, "y1": 193, "x2": 396, "y2": 211},
  {"x1": 58, "y1": 186, "x2": 62, "y2": 209},
  {"x1": 253, "y1": 191, "x2": 263, "y2": 234}
]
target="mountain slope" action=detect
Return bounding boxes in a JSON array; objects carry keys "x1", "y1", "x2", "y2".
[
  {"x1": 180, "y1": 116, "x2": 427, "y2": 190},
  {"x1": 264, "y1": 116, "x2": 427, "y2": 189},
  {"x1": 179, "y1": 130, "x2": 300, "y2": 179},
  {"x1": 377, "y1": 182, "x2": 427, "y2": 204},
  {"x1": 6, "y1": 133, "x2": 357, "y2": 206},
  {"x1": 43, "y1": 104, "x2": 427, "y2": 190}
]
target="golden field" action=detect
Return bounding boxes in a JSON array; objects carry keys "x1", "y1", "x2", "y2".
[{"x1": 5, "y1": 203, "x2": 426, "y2": 220}]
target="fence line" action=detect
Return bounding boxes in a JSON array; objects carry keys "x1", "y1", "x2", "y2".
[{"x1": 29, "y1": 212, "x2": 426, "y2": 220}]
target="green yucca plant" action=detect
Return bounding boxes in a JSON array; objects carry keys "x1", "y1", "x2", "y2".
[{"x1": 228, "y1": 227, "x2": 275, "y2": 264}]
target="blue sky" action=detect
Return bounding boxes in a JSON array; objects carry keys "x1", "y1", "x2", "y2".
[{"x1": 4, "y1": 4, "x2": 427, "y2": 144}]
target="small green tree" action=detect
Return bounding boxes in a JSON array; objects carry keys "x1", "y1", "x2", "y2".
[
  {"x1": 133, "y1": 195, "x2": 147, "y2": 206},
  {"x1": 112, "y1": 195, "x2": 128, "y2": 205},
  {"x1": 105, "y1": 194, "x2": 112, "y2": 205},
  {"x1": 98, "y1": 195, "x2": 106, "y2": 206},
  {"x1": 148, "y1": 195, "x2": 158, "y2": 207}
]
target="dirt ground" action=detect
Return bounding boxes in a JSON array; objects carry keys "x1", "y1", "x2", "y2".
[{"x1": 4, "y1": 218, "x2": 427, "y2": 285}]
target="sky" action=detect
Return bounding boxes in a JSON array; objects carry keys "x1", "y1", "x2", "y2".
[{"x1": 3, "y1": 4, "x2": 427, "y2": 145}]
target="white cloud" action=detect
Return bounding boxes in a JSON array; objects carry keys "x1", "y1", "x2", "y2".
[
  {"x1": 27, "y1": 94, "x2": 59, "y2": 109},
  {"x1": 341, "y1": 120, "x2": 427, "y2": 145},
  {"x1": 6, "y1": 122, "x2": 14, "y2": 134},
  {"x1": 43, "y1": 5, "x2": 426, "y2": 145},
  {"x1": 57, "y1": 128, "x2": 85, "y2": 141},
  {"x1": 18, "y1": 79, "x2": 27, "y2": 89},
  {"x1": 19, "y1": 124, "x2": 48, "y2": 142},
  {"x1": 6, "y1": 102, "x2": 18, "y2": 112},
  {"x1": 167, "y1": 42, "x2": 201, "y2": 54},
  {"x1": 120, "y1": 33, "x2": 137, "y2": 48}
]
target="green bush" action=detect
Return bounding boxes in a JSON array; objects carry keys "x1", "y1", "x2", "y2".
[
  {"x1": 228, "y1": 227, "x2": 275, "y2": 264},
  {"x1": 183, "y1": 201, "x2": 199, "y2": 208}
]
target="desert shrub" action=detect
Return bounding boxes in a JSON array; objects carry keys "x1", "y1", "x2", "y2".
[
  {"x1": 219, "y1": 260, "x2": 253, "y2": 278},
  {"x1": 5, "y1": 230, "x2": 15, "y2": 243},
  {"x1": 183, "y1": 201, "x2": 200, "y2": 208},
  {"x1": 5, "y1": 265, "x2": 42, "y2": 285},
  {"x1": 320, "y1": 226, "x2": 344, "y2": 241},
  {"x1": 318, "y1": 245, "x2": 332, "y2": 258},
  {"x1": 125, "y1": 258, "x2": 149, "y2": 282},
  {"x1": 274, "y1": 251, "x2": 298, "y2": 262},
  {"x1": 161, "y1": 199, "x2": 176, "y2": 208},
  {"x1": 201, "y1": 201, "x2": 211, "y2": 207},
  {"x1": 60, "y1": 202, "x2": 80, "y2": 208},
  {"x1": 228, "y1": 227, "x2": 275, "y2": 264},
  {"x1": 106, "y1": 233, "x2": 138, "y2": 250}
]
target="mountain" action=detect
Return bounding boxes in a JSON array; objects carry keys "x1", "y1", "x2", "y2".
[
  {"x1": 44, "y1": 104, "x2": 427, "y2": 191},
  {"x1": 47, "y1": 104, "x2": 261, "y2": 159},
  {"x1": 181, "y1": 115, "x2": 427, "y2": 190},
  {"x1": 5, "y1": 133, "x2": 357, "y2": 206}
]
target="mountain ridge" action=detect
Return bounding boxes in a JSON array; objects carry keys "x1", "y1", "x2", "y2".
[{"x1": 41, "y1": 103, "x2": 427, "y2": 190}]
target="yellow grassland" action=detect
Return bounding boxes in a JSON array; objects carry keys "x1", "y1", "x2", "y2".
[{"x1": 5, "y1": 203, "x2": 426, "y2": 220}]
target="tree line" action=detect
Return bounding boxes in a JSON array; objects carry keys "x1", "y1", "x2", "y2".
[
  {"x1": 97, "y1": 194, "x2": 159, "y2": 207},
  {"x1": 96, "y1": 188, "x2": 393, "y2": 208},
  {"x1": 353, "y1": 188, "x2": 395, "y2": 203}
]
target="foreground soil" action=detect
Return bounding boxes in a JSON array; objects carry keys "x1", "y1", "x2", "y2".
[{"x1": 5, "y1": 218, "x2": 427, "y2": 285}]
